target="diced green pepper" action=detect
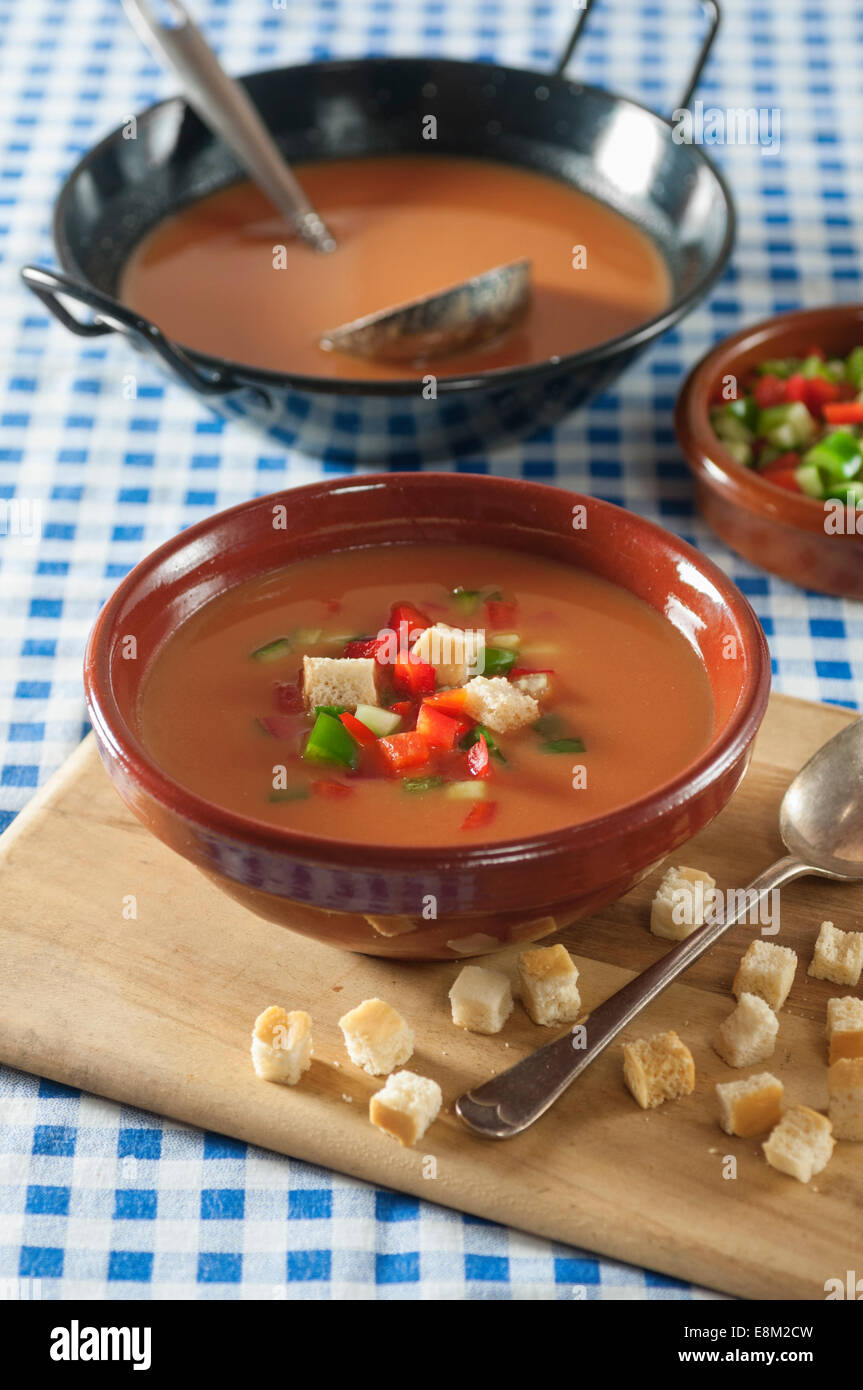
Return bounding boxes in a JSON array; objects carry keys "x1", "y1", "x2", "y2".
[
  {"x1": 268, "y1": 786, "x2": 309, "y2": 803},
  {"x1": 314, "y1": 704, "x2": 348, "y2": 718},
  {"x1": 303, "y1": 712, "x2": 358, "y2": 769},
  {"x1": 451, "y1": 586, "x2": 482, "y2": 615},
  {"x1": 827, "y1": 480, "x2": 863, "y2": 507},
  {"x1": 802, "y1": 429, "x2": 862, "y2": 482},
  {"x1": 755, "y1": 358, "x2": 794, "y2": 379},
  {"x1": 539, "y1": 737, "x2": 586, "y2": 754},
  {"x1": 845, "y1": 347, "x2": 863, "y2": 390},
  {"x1": 460, "y1": 724, "x2": 506, "y2": 762},
  {"x1": 794, "y1": 463, "x2": 824, "y2": 499},
  {"x1": 480, "y1": 646, "x2": 517, "y2": 677},
  {"x1": 402, "y1": 775, "x2": 446, "y2": 793},
  {"x1": 251, "y1": 636, "x2": 292, "y2": 663},
  {"x1": 756, "y1": 401, "x2": 816, "y2": 451},
  {"x1": 800, "y1": 353, "x2": 836, "y2": 381}
]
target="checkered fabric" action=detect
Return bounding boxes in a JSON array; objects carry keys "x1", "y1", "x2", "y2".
[{"x1": 1, "y1": 0, "x2": 861, "y2": 1300}]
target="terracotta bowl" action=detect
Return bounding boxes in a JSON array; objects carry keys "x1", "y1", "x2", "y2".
[
  {"x1": 676, "y1": 304, "x2": 863, "y2": 599},
  {"x1": 83, "y1": 473, "x2": 770, "y2": 959}
]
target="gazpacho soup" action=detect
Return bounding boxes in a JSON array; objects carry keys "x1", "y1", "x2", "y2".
[
  {"x1": 120, "y1": 155, "x2": 672, "y2": 381},
  {"x1": 138, "y1": 543, "x2": 714, "y2": 847}
]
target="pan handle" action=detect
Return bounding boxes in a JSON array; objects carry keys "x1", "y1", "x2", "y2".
[
  {"x1": 20, "y1": 264, "x2": 236, "y2": 397},
  {"x1": 556, "y1": 0, "x2": 721, "y2": 114}
]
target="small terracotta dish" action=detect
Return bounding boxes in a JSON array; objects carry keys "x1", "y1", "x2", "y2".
[
  {"x1": 676, "y1": 304, "x2": 863, "y2": 599},
  {"x1": 83, "y1": 473, "x2": 770, "y2": 959}
]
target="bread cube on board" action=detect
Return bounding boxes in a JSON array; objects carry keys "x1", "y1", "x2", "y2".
[
  {"x1": 338, "y1": 998, "x2": 414, "y2": 1076},
  {"x1": 622, "y1": 1030, "x2": 695, "y2": 1110},
  {"x1": 826, "y1": 995, "x2": 863, "y2": 1064},
  {"x1": 808, "y1": 921, "x2": 863, "y2": 986},
  {"x1": 733, "y1": 940, "x2": 797, "y2": 1013},
  {"x1": 251, "y1": 1006, "x2": 313, "y2": 1085},
  {"x1": 369, "y1": 1071, "x2": 443, "y2": 1147},
  {"x1": 461, "y1": 677, "x2": 540, "y2": 733},
  {"x1": 828, "y1": 1058, "x2": 863, "y2": 1141},
  {"x1": 303, "y1": 655, "x2": 378, "y2": 712},
  {"x1": 763, "y1": 1106, "x2": 835, "y2": 1183},
  {"x1": 650, "y1": 865, "x2": 716, "y2": 942},
  {"x1": 714, "y1": 993, "x2": 778, "y2": 1068},
  {"x1": 449, "y1": 965, "x2": 513, "y2": 1034},
  {"x1": 517, "y1": 945, "x2": 581, "y2": 1026},
  {"x1": 716, "y1": 1072, "x2": 784, "y2": 1137}
]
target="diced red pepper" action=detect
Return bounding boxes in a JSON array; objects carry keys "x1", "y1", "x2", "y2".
[
  {"x1": 754, "y1": 374, "x2": 788, "y2": 409},
  {"x1": 822, "y1": 401, "x2": 863, "y2": 426},
  {"x1": 759, "y1": 451, "x2": 801, "y2": 475},
  {"x1": 258, "y1": 714, "x2": 300, "y2": 738},
  {"x1": 343, "y1": 636, "x2": 385, "y2": 660},
  {"x1": 392, "y1": 656, "x2": 436, "y2": 697},
  {"x1": 388, "y1": 700, "x2": 414, "y2": 717},
  {"x1": 485, "y1": 597, "x2": 517, "y2": 627},
  {"x1": 804, "y1": 344, "x2": 825, "y2": 361},
  {"x1": 508, "y1": 666, "x2": 555, "y2": 679},
  {"x1": 416, "y1": 703, "x2": 461, "y2": 750},
  {"x1": 783, "y1": 372, "x2": 807, "y2": 404},
  {"x1": 339, "y1": 711, "x2": 377, "y2": 746},
  {"x1": 765, "y1": 468, "x2": 801, "y2": 493},
  {"x1": 467, "y1": 733, "x2": 491, "y2": 778},
  {"x1": 273, "y1": 681, "x2": 304, "y2": 714},
  {"x1": 422, "y1": 687, "x2": 469, "y2": 714},
  {"x1": 377, "y1": 731, "x2": 431, "y2": 772},
  {"x1": 324, "y1": 599, "x2": 342, "y2": 614},
  {"x1": 803, "y1": 377, "x2": 840, "y2": 415},
  {"x1": 461, "y1": 800, "x2": 497, "y2": 831},
  {"x1": 388, "y1": 602, "x2": 432, "y2": 642},
  {"x1": 312, "y1": 779, "x2": 353, "y2": 798}
]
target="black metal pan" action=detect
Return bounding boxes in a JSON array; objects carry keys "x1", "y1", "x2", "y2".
[{"x1": 21, "y1": 0, "x2": 734, "y2": 463}]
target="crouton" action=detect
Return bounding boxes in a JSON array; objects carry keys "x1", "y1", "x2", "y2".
[
  {"x1": 461, "y1": 676, "x2": 540, "y2": 733},
  {"x1": 714, "y1": 993, "x2": 778, "y2": 1068},
  {"x1": 828, "y1": 1058, "x2": 863, "y2": 1140},
  {"x1": 733, "y1": 940, "x2": 798, "y2": 1012},
  {"x1": 763, "y1": 1106, "x2": 834, "y2": 1183},
  {"x1": 518, "y1": 945, "x2": 581, "y2": 1026},
  {"x1": 251, "y1": 1005, "x2": 313, "y2": 1085},
  {"x1": 338, "y1": 998, "x2": 414, "y2": 1076},
  {"x1": 410, "y1": 623, "x2": 483, "y2": 688},
  {"x1": 302, "y1": 655, "x2": 378, "y2": 712},
  {"x1": 622, "y1": 1030, "x2": 695, "y2": 1109},
  {"x1": 716, "y1": 1072, "x2": 784, "y2": 1137},
  {"x1": 826, "y1": 995, "x2": 863, "y2": 1063},
  {"x1": 449, "y1": 964, "x2": 513, "y2": 1034},
  {"x1": 512, "y1": 672, "x2": 550, "y2": 699},
  {"x1": 369, "y1": 1070, "x2": 443, "y2": 1147},
  {"x1": 650, "y1": 865, "x2": 717, "y2": 942},
  {"x1": 808, "y1": 921, "x2": 863, "y2": 986}
]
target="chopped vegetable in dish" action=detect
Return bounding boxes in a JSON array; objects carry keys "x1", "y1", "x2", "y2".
[{"x1": 710, "y1": 346, "x2": 863, "y2": 504}]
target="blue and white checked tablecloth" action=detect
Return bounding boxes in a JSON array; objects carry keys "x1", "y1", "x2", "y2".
[{"x1": 1, "y1": 0, "x2": 862, "y2": 1301}]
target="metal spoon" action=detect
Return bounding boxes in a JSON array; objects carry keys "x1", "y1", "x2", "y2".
[
  {"x1": 123, "y1": 0, "x2": 531, "y2": 362},
  {"x1": 456, "y1": 716, "x2": 863, "y2": 1139}
]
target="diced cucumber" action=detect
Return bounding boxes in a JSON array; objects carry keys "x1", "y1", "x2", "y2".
[
  {"x1": 451, "y1": 586, "x2": 481, "y2": 616},
  {"x1": 402, "y1": 775, "x2": 446, "y2": 793},
  {"x1": 488, "y1": 632, "x2": 521, "y2": 650},
  {"x1": 251, "y1": 636, "x2": 292, "y2": 662},
  {"x1": 293, "y1": 627, "x2": 323, "y2": 646},
  {"x1": 268, "y1": 785, "x2": 309, "y2": 803},
  {"x1": 794, "y1": 463, "x2": 825, "y2": 499},
  {"x1": 444, "y1": 780, "x2": 489, "y2": 801},
  {"x1": 725, "y1": 441, "x2": 753, "y2": 468},
  {"x1": 757, "y1": 401, "x2": 816, "y2": 450},
  {"x1": 846, "y1": 347, "x2": 863, "y2": 390},
  {"x1": 355, "y1": 703, "x2": 401, "y2": 737},
  {"x1": 711, "y1": 409, "x2": 753, "y2": 445}
]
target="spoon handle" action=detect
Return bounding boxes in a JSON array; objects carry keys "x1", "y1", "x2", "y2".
[
  {"x1": 456, "y1": 855, "x2": 808, "y2": 1139},
  {"x1": 123, "y1": 0, "x2": 337, "y2": 253}
]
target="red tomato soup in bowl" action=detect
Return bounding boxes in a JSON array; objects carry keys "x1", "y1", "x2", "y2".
[{"x1": 84, "y1": 474, "x2": 770, "y2": 959}]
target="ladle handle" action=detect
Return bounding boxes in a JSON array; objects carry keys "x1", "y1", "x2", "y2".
[
  {"x1": 555, "y1": 0, "x2": 722, "y2": 114},
  {"x1": 456, "y1": 854, "x2": 808, "y2": 1139},
  {"x1": 122, "y1": 0, "x2": 336, "y2": 253}
]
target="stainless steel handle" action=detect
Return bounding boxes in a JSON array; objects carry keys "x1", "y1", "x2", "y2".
[
  {"x1": 122, "y1": 0, "x2": 336, "y2": 253},
  {"x1": 456, "y1": 854, "x2": 809, "y2": 1139}
]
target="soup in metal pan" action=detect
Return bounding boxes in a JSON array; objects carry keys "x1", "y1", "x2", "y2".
[
  {"x1": 120, "y1": 154, "x2": 672, "y2": 380},
  {"x1": 137, "y1": 543, "x2": 714, "y2": 847}
]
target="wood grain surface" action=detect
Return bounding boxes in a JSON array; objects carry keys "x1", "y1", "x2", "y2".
[{"x1": 1, "y1": 693, "x2": 860, "y2": 1300}]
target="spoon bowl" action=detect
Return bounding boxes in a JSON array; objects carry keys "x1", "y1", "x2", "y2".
[{"x1": 779, "y1": 717, "x2": 863, "y2": 879}]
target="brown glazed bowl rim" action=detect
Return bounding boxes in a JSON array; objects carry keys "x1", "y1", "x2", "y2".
[
  {"x1": 676, "y1": 301, "x2": 863, "y2": 537},
  {"x1": 83, "y1": 473, "x2": 771, "y2": 875}
]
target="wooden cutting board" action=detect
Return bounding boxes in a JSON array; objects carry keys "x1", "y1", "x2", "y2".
[{"x1": 1, "y1": 693, "x2": 861, "y2": 1300}]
